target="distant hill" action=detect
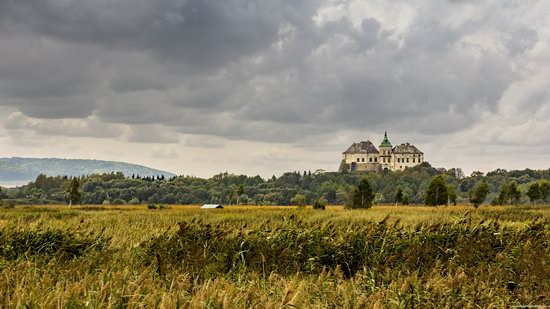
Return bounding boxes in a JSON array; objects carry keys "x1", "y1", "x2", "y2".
[{"x1": 0, "y1": 157, "x2": 176, "y2": 187}]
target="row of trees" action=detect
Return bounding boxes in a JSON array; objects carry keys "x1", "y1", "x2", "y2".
[
  {"x1": 344, "y1": 175, "x2": 550, "y2": 209},
  {"x1": 3, "y1": 163, "x2": 550, "y2": 207}
]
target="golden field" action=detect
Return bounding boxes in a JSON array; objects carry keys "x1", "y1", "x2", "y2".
[{"x1": 0, "y1": 204, "x2": 549, "y2": 308}]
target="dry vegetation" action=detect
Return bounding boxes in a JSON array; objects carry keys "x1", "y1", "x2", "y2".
[{"x1": 0, "y1": 205, "x2": 549, "y2": 308}]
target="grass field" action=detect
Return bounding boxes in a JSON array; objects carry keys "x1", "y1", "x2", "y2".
[{"x1": 0, "y1": 204, "x2": 549, "y2": 308}]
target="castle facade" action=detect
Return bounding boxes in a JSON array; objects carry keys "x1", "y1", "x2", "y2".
[{"x1": 339, "y1": 132, "x2": 424, "y2": 172}]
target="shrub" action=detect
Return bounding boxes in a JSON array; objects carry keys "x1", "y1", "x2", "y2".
[
  {"x1": 290, "y1": 194, "x2": 306, "y2": 207},
  {"x1": 0, "y1": 228, "x2": 107, "y2": 260},
  {"x1": 148, "y1": 204, "x2": 158, "y2": 210},
  {"x1": 129, "y1": 197, "x2": 141, "y2": 205},
  {"x1": 312, "y1": 198, "x2": 326, "y2": 210},
  {"x1": 141, "y1": 217, "x2": 550, "y2": 282},
  {"x1": 111, "y1": 198, "x2": 126, "y2": 205}
]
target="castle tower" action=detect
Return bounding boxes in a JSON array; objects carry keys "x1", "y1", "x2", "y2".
[{"x1": 379, "y1": 131, "x2": 393, "y2": 171}]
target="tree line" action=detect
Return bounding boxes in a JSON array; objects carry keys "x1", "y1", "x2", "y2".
[{"x1": 1, "y1": 162, "x2": 550, "y2": 207}]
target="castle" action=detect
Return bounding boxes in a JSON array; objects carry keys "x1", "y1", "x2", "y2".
[{"x1": 339, "y1": 132, "x2": 424, "y2": 172}]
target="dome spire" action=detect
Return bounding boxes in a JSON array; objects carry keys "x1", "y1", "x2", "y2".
[{"x1": 380, "y1": 131, "x2": 392, "y2": 147}]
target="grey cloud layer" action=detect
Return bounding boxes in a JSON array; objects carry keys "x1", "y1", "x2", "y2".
[{"x1": 0, "y1": 0, "x2": 547, "y2": 146}]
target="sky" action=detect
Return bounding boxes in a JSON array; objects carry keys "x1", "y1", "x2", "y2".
[{"x1": 0, "y1": 0, "x2": 549, "y2": 178}]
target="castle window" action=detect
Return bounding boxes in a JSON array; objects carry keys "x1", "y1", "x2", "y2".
[
  {"x1": 369, "y1": 157, "x2": 372, "y2": 162},
  {"x1": 361, "y1": 158, "x2": 365, "y2": 162},
  {"x1": 406, "y1": 158, "x2": 409, "y2": 163},
  {"x1": 413, "y1": 158, "x2": 415, "y2": 163},
  {"x1": 357, "y1": 158, "x2": 360, "y2": 162},
  {"x1": 374, "y1": 158, "x2": 377, "y2": 162}
]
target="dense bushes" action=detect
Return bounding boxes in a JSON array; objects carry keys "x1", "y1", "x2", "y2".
[
  {"x1": 0, "y1": 228, "x2": 107, "y2": 260},
  {"x1": 142, "y1": 215, "x2": 550, "y2": 289},
  {"x1": 1, "y1": 207, "x2": 549, "y2": 307}
]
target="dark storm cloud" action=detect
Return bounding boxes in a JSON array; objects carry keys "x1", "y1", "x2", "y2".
[
  {"x1": 0, "y1": 0, "x2": 545, "y2": 144},
  {"x1": 0, "y1": 0, "x2": 318, "y2": 69}
]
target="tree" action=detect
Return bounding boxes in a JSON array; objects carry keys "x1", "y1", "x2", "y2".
[
  {"x1": 538, "y1": 180, "x2": 550, "y2": 203},
  {"x1": 402, "y1": 194, "x2": 409, "y2": 205},
  {"x1": 508, "y1": 181, "x2": 521, "y2": 205},
  {"x1": 447, "y1": 185, "x2": 457, "y2": 206},
  {"x1": 236, "y1": 185, "x2": 245, "y2": 205},
  {"x1": 425, "y1": 175, "x2": 448, "y2": 206},
  {"x1": 395, "y1": 188, "x2": 403, "y2": 205},
  {"x1": 497, "y1": 183, "x2": 510, "y2": 205},
  {"x1": 290, "y1": 194, "x2": 306, "y2": 207},
  {"x1": 469, "y1": 181, "x2": 489, "y2": 208},
  {"x1": 347, "y1": 178, "x2": 375, "y2": 209},
  {"x1": 526, "y1": 182, "x2": 541, "y2": 204},
  {"x1": 67, "y1": 178, "x2": 82, "y2": 206}
]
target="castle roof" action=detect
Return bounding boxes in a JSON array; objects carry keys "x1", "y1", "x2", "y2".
[
  {"x1": 343, "y1": 140, "x2": 379, "y2": 154},
  {"x1": 393, "y1": 143, "x2": 423, "y2": 154},
  {"x1": 379, "y1": 131, "x2": 392, "y2": 148}
]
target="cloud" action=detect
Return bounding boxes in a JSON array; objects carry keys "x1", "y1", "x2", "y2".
[
  {"x1": 124, "y1": 125, "x2": 180, "y2": 144},
  {"x1": 4, "y1": 112, "x2": 125, "y2": 138},
  {"x1": 0, "y1": 0, "x2": 549, "y2": 176}
]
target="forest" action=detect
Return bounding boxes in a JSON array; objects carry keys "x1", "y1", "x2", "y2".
[{"x1": 2, "y1": 162, "x2": 550, "y2": 206}]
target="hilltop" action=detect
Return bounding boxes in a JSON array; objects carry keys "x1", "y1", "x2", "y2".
[{"x1": 0, "y1": 157, "x2": 175, "y2": 186}]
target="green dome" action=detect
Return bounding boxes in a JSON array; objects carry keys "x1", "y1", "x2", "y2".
[{"x1": 379, "y1": 131, "x2": 392, "y2": 148}]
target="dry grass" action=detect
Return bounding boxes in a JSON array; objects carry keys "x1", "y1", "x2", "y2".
[{"x1": 0, "y1": 204, "x2": 549, "y2": 308}]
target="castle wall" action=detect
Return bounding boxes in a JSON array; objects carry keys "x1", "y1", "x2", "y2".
[
  {"x1": 351, "y1": 162, "x2": 380, "y2": 172},
  {"x1": 391, "y1": 153, "x2": 424, "y2": 171},
  {"x1": 343, "y1": 153, "x2": 379, "y2": 165}
]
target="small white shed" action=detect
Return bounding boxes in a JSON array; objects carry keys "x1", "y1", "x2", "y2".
[{"x1": 201, "y1": 204, "x2": 224, "y2": 209}]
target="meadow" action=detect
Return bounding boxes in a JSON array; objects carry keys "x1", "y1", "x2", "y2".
[{"x1": 0, "y1": 204, "x2": 549, "y2": 308}]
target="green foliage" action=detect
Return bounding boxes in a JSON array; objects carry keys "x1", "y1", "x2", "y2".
[
  {"x1": 395, "y1": 188, "x2": 403, "y2": 204},
  {"x1": 497, "y1": 183, "x2": 510, "y2": 205},
  {"x1": 128, "y1": 197, "x2": 140, "y2": 205},
  {"x1": 402, "y1": 194, "x2": 409, "y2": 205},
  {"x1": 111, "y1": 198, "x2": 126, "y2": 205},
  {"x1": 447, "y1": 185, "x2": 457, "y2": 206},
  {"x1": 498, "y1": 181, "x2": 522, "y2": 205},
  {"x1": 425, "y1": 175, "x2": 448, "y2": 206},
  {"x1": 290, "y1": 194, "x2": 306, "y2": 207},
  {"x1": 0, "y1": 188, "x2": 8, "y2": 199},
  {"x1": 540, "y1": 179, "x2": 550, "y2": 202},
  {"x1": 348, "y1": 178, "x2": 374, "y2": 209},
  {"x1": 469, "y1": 181, "x2": 489, "y2": 208},
  {"x1": 526, "y1": 182, "x2": 541, "y2": 204},
  {"x1": 67, "y1": 178, "x2": 82, "y2": 206},
  {"x1": 236, "y1": 185, "x2": 245, "y2": 205},
  {"x1": 508, "y1": 182, "x2": 521, "y2": 205},
  {"x1": 10, "y1": 165, "x2": 550, "y2": 206},
  {"x1": 0, "y1": 228, "x2": 106, "y2": 260},
  {"x1": 312, "y1": 197, "x2": 326, "y2": 210}
]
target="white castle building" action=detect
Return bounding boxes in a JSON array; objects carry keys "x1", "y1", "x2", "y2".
[{"x1": 339, "y1": 132, "x2": 424, "y2": 172}]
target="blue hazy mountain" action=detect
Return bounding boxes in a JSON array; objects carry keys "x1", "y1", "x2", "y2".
[{"x1": 0, "y1": 157, "x2": 176, "y2": 186}]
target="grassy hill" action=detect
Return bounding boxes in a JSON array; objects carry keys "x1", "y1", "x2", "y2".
[{"x1": 0, "y1": 157, "x2": 176, "y2": 186}]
